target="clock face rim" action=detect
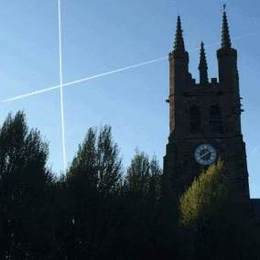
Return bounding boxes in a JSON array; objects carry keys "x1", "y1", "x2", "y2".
[{"x1": 194, "y1": 144, "x2": 217, "y2": 166}]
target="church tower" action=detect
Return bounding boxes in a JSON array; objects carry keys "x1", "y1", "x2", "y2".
[{"x1": 163, "y1": 9, "x2": 250, "y2": 200}]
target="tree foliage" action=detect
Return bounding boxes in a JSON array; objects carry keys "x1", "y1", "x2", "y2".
[
  {"x1": 68, "y1": 126, "x2": 122, "y2": 194},
  {"x1": 0, "y1": 112, "x2": 53, "y2": 258},
  {"x1": 0, "y1": 112, "x2": 258, "y2": 259},
  {"x1": 125, "y1": 151, "x2": 161, "y2": 197},
  {"x1": 179, "y1": 161, "x2": 259, "y2": 259},
  {"x1": 180, "y1": 161, "x2": 228, "y2": 227}
]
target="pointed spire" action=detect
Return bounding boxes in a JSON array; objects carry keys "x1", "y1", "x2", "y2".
[
  {"x1": 221, "y1": 5, "x2": 232, "y2": 49},
  {"x1": 174, "y1": 16, "x2": 185, "y2": 52},
  {"x1": 199, "y1": 42, "x2": 209, "y2": 84}
]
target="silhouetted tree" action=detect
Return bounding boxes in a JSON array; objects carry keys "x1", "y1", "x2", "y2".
[
  {"x1": 117, "y1": 152, "x2": 171, "y2": 258},
  {"x1": 58, "y1": 126, "x2": 122, "y2": 258},
  {"x1": 0, "y1": 112, "x2": 258, "y2": 259},
  {"x1": 0, "y1": 112, "x2": 54, "y2": 258},
  {"x1": 69, "y1": 126, "x2": 122, "y2": 193},
  {"x1": 125, "y1": 151, "x2": 151, "y2": 195}
]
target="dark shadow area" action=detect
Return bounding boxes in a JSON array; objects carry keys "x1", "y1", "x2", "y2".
[{"x1": 0, "y1": 112, "x2": 259, "y2": 259}]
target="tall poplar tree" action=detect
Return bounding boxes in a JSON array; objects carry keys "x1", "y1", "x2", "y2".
[{"x1": 0, "y1": 112, "x2": 53, "y2": 258}]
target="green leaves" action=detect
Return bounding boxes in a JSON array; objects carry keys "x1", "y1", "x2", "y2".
[
  {"x1": 0, "y1": 111, "x2": 257, "y2": 258},
  {"x1": 179, "y1": 161, "x2": 228, "y2": 227},
  {"x1": 179, "y1": 161, "x2": 259, "y2": 259}
]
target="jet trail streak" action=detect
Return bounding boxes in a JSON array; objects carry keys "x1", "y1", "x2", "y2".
[
  {"x1": 58, "y1": 0, "x2": 67, "y2": 172},
  {"x1": 2, "y1": 56, "x2": 167, "y2": 103},
  {"x1": 2, "y1": 31, "x2": 258, "y2": 104}
]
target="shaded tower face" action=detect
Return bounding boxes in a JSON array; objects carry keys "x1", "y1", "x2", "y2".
[{"x1": 163, "y1": 11, "x2": 250, "y2": 199}]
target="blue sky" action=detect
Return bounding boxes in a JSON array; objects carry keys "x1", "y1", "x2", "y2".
[{"x1": 0, "y1": 0, "x2": 259, "y2": 197}]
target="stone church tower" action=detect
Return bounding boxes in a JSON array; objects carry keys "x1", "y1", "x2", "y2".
[{"x1": 163, "y1": 9, "x2": 250, "y2": 201}]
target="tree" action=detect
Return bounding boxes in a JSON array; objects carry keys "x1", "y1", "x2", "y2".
[
  {"x1": 179, "y1": 161, "x2": 258, "y2": 259},
  {"x1": 125, "y1": 151, "x2": 150, "y2": 195},
  {"x1": 179, "y1": 161, "x2": 228, "y2": 227},
  {"x1": 68, "y1": 126, "x2": 122, "y2": 194},
  {"x1": 59, "y1": 126, "x2": 123, "y2": 258},
  {"x1": 124, "y1": 152, "x2": 162, "y2": 197},
  {"x1": 118, "y1": 152, "x2": 168, "y2": 258},
  {"x1": 0, "y1": 112, "x2": 54, "y2": 258}
]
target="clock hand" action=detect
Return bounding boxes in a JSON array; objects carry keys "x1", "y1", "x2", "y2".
[{"x1": 200, "y1": 151, "x2": 211, "y2": 159}]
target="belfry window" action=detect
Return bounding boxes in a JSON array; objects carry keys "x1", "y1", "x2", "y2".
[
  {"x1": 209, "y1": 105, "x2": 223, "y2": 134},
  {"x1": 190, "y1": 105, "x2": 201, "y2": 134}
]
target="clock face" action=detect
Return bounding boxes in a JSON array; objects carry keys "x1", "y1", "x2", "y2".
[{"x1": 194, "y1": 144, "x2": 217, "y2": 166}]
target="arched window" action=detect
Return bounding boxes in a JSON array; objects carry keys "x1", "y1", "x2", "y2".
[
  {"x1": 190, "y1": 105, "x2": 201, "y2": 134},
  {"x1": 209, "y1": 105, "x2": 223, "y2": 134}
]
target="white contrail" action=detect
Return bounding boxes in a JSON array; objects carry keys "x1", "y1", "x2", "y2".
[
  {"x1": 2, "y1": 85, "x2": 60, "y2": 102},
  {"x1": 58, "y1": 0, "x2": 67, "y2": 173},
  {"x1": 1, "y1": 31, "x2": 258, "y2": 104},
  {"x1": 2, "y1": 56, "x2": 167, "y2": 103},
  {"x1": 61, "y1": 56, "x2": 167, "y2": 87}
]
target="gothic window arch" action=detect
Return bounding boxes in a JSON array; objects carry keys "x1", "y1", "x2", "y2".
[
  {"x1": 209, "y1": 105, "x2": 223, "y2": 134},
  {"x1": 190, "y1": 105, "x2": 201, "y2": 134}
]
